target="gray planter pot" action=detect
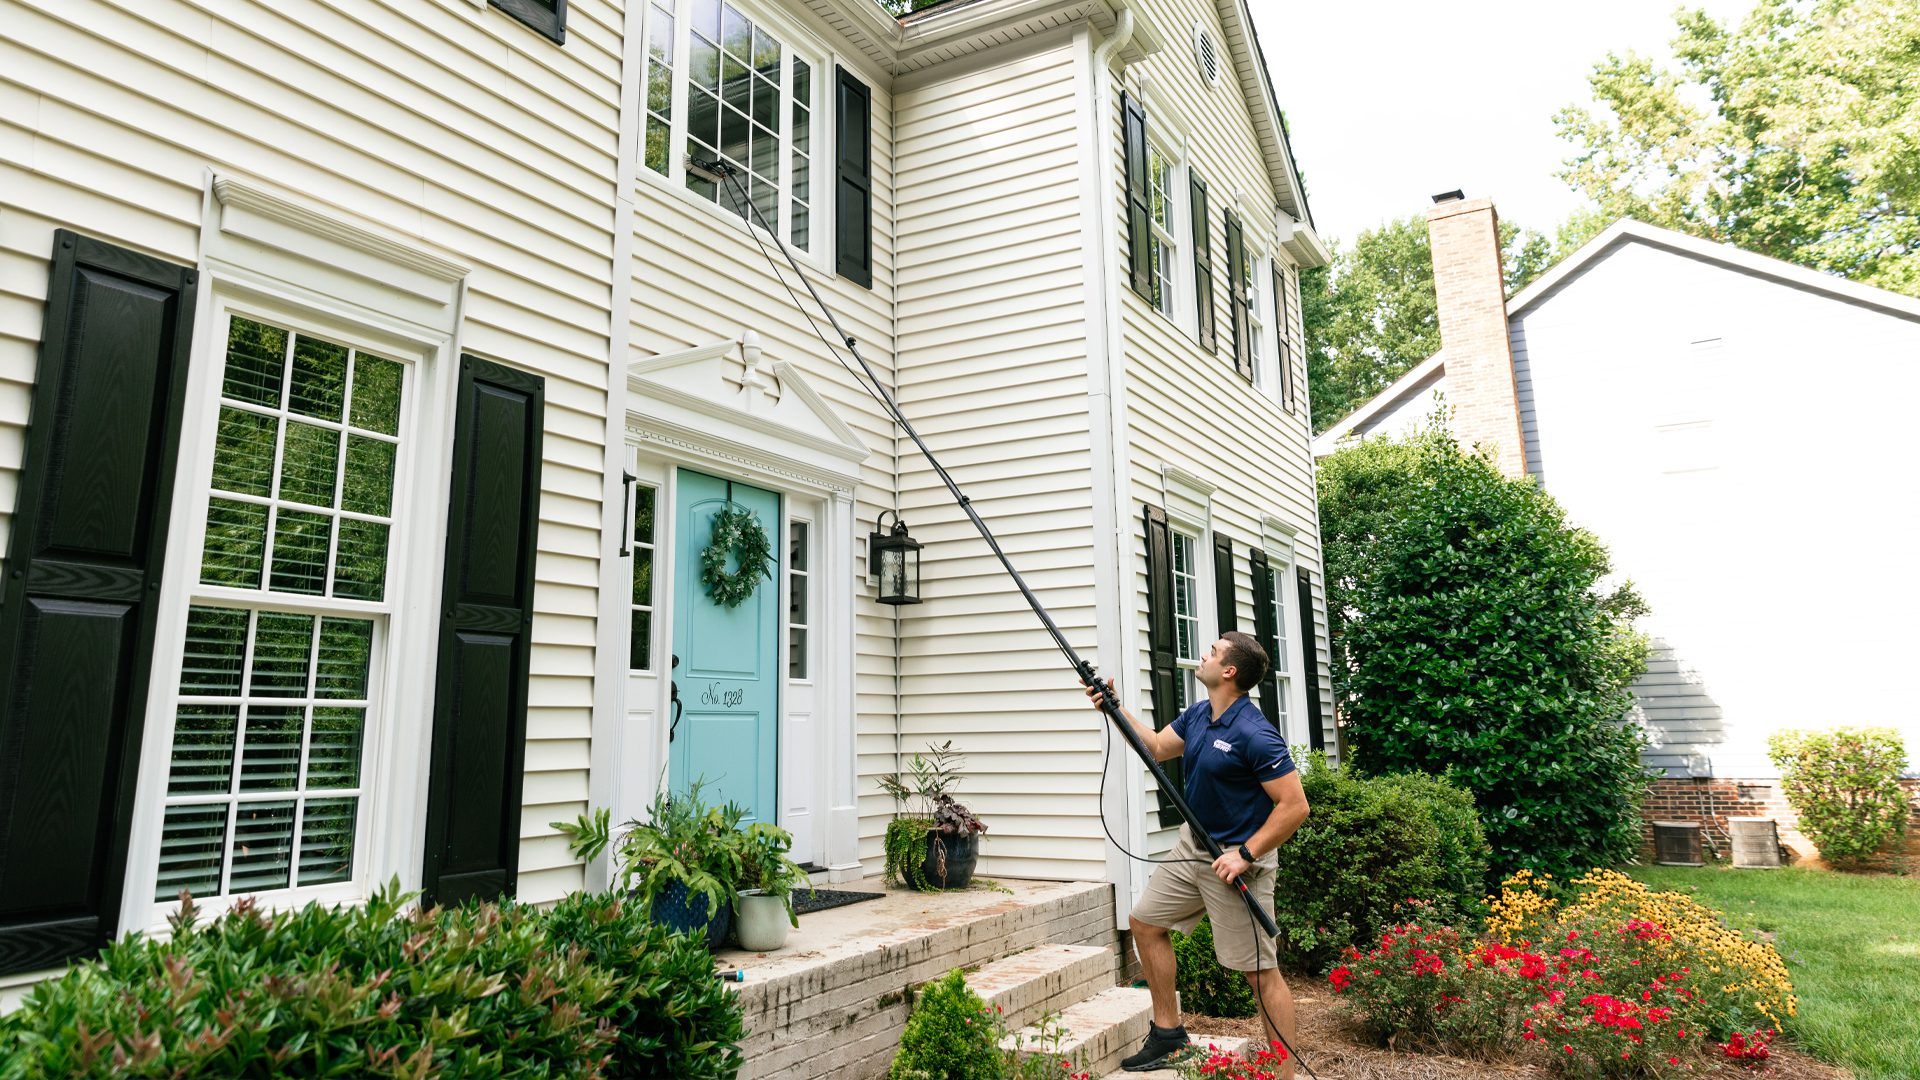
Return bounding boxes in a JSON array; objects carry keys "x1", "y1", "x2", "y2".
[{"x1": 734, "y1": 889, "x2": 791, "y2": 951}]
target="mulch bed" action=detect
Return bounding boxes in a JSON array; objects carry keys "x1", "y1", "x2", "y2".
[{"x1": 1178, "y1": 974, "x2": 1851, "y2": 1080}]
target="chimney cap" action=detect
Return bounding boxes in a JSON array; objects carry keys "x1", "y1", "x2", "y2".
[{"x1": 1431, "y1": 189, "x2": 1465, "y2": 204}]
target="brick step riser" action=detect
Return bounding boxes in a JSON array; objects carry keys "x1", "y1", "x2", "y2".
[{"x1": 736, "y1": 885, "x2": 1119, "y2": 1080}]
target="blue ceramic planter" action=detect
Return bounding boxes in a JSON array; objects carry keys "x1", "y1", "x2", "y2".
[{"x1": 651, "y1": 879, "x2": 733, "y2": 950}]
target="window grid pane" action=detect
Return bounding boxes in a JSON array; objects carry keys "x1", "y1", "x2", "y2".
[
  {"x1": 202, "y1": 320, "x2": 404, "y2": 605},
  {"x1": 679, "y1": 0, "x2": 812, "y2": 246},
  {"x1": 788, "y1": 521, "x2": 809, "y2": 679},
  {"x1": 1147, "y1": 144, "x2": 1176, "y2": 316},
  {"x1": 630, "y1": 485, "x2": 657, "y2": 671},
  {"x1": 1270, "y1": 569, "x2": 1289, "y2": 676},
  {"x1": 159, "y1": 607, "x2": 374, "y2": 902},
  {"x1": 1172, "y1": 531, "x2": 1199, "y2": 664}
]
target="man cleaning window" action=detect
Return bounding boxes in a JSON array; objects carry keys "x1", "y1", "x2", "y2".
[{"x1": 1089, "y1": 631, "x2": 1311, "y2": 1075}]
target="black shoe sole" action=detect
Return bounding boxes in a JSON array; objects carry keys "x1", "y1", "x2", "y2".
[{"x1": 1120, "y1": 1043, "x2": 1191, "y2": 1072}]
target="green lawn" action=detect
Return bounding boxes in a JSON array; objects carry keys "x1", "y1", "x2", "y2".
[{"x1": 1625, "y1": 864, "x2": 1920, "y2": 1080}]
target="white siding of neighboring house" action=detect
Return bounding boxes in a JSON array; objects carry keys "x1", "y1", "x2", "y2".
[
  {"x1": 891, "y1": 38, "x2": 1106, "y2": 882},
  {"x1": 624, "y1": 10, "x2": 906, "y2": 872},
  {"x1": 1511, "y1": 238, "x2": 1920, "y2": 777},
  {"x1": 1111, "y1": 0, "x2": 1332, "y2": 856},
  {"x1": 0, "y1": 0, "x2": 625, "y2": 907}
]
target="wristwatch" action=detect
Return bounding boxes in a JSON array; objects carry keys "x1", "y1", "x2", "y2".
[{"x1": 1237, "y1": 843, "x2": 1255, "y2": 864}]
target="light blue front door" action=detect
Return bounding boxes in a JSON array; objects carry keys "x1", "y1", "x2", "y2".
[{"x1": 670, "y1": 469, "x2": 779, "y2": 825}]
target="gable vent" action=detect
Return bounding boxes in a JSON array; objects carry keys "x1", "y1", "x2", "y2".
[{"x1": 1194, "y1": 25, "x2": 1221, "y2": 86}]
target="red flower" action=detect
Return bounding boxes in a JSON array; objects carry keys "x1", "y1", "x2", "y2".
[{"x1": 1327, "y1": 967, "x2": 1352, "y2": 993}]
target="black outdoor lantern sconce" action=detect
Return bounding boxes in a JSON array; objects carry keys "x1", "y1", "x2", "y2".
[{"x1": 870, "y1": 510, "x2": 922, "y2": 605}]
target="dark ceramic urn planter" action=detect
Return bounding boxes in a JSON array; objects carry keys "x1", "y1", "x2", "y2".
[{"x1": 919, "y1": 831, "x2": 978, "y2": 890}]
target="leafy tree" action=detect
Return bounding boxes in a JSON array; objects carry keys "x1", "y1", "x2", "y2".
[
  {"x1": 1555, "y1": 0, "x2": 1920, "y2": 296},
  {"x1": 1303, "y1": 217, "x2": 1557, "y2": 433},
  {"x1": 1319, "y1": 424, "x2": 1652, "y2": 879}
]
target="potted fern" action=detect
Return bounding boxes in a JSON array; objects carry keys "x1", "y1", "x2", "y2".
[
  {"x1": 880, "y1": 741, "x2": 987, "y2": 891},
  {"x1": 554, "y1": 779, "x2": 746, "y2": 950}
]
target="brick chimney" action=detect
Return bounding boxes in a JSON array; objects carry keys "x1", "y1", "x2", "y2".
[{"x1": 1426, "y1": 192, "x2": 1528, "y2": 476}]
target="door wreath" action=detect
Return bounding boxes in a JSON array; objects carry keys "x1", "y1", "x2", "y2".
[{"x1": 700, "y1": 503, "x2": 774, "y2": 608}]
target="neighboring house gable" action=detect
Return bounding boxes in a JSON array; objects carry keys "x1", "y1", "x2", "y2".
[{"x1": 1312, "y1": 213, "x2": 1920, "y2": 799}]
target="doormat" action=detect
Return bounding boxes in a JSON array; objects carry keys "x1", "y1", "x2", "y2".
[{"x1": 792, "y1": 889, "x2": 885, "y2": 917}]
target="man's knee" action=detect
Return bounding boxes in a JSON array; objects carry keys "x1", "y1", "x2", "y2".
[{"x1": 1130, "y1": 915, "x2": 1169, "y2": 939}]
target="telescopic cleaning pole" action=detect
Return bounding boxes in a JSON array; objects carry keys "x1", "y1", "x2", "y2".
[{"x1": 693, "y1": 158, "x2": 1279, "y2": 940}]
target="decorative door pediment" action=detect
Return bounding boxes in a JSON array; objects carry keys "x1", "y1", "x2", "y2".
[{"x1": 627, "y1": 331, "x2": 869, "y2": 491}]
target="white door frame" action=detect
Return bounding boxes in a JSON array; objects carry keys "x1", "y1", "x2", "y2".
[{"x1": 608, "y1": 333, "x2": 867, "y2": 878}]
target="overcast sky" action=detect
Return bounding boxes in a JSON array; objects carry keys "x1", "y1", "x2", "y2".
[{"x1": 1249, "y1": 0, "x2": 1759, "y2": 247}]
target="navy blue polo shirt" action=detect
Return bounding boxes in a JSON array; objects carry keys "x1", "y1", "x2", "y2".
[{"x1": 1171, "y1": 695, "x2": 1295, "y2": 846}]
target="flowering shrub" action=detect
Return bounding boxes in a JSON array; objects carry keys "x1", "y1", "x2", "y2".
[
  {"x1": 1718, "y1": 1028, "x2": 1776, "y2": 1066},
  {"x1": 1325, "y1": 922, "x2": 1470, "y2": 1043},
  {"x1": 1177, "y1": 1040, "x2": 1288, "y2": 1080},
  {"x1": 1327, "y1": 871, "x2": 1798, "y2": 1077},
  {"x1": 1555, "y1": 870, "x2": 1796, "y2": 1034},
  {"x1": 1768, "y1": 727, "x2": 1910, "y2": 867}
]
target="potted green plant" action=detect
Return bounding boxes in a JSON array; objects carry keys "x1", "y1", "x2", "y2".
[
  {"x1": 734, "y1": 822, "x2": 812, "y2": 951},
  {"x1": 554, "y1": 779, "x2": 745, "y2": 950},
  {"x1": 880, "y1": 741, "x2": 988, "y2": 891}
]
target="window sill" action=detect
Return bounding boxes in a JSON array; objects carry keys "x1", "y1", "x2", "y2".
[{"x1": 635, "y1": 166, "x2": 830, "y2": 278}]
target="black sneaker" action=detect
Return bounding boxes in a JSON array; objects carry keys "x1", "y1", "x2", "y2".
[{"x1": 1120, "y1": 1023, "x2": 1190, "y2": 1072}]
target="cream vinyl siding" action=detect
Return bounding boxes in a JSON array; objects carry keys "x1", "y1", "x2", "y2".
[
  {"x1": 0, "y1": 0, "x2": 624, "y2": 905},
  {"x1": 1110, "y1": 0, "x2": 1332, "y2": 850},
  {"x1": 891, "y1": 41, "x2": 1106, "y2": 882},
  {"x1": 626, "y1": 7, "x2": 905, "y2": 869}
]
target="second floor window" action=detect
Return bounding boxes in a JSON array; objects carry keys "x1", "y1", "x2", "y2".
[
  {"x1": 643, "y1": 0, "x2": 819, "y2": 252},
  {"x1": 1147, "y1": 141, "x2": 1177, "y2": 317},
  {"x1": 1171, "y1": 529, "x2": 1199, "y2": 710},
  {"x1": 1243, "y1": 246, "x2": 1265, "y2": 387}
]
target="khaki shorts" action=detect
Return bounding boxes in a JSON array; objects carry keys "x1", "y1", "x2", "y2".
[{"x1": 1132, "y1": 826, "x2": 1278, "y2": 972}]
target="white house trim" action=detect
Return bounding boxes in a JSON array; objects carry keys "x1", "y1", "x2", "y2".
[{"x1": 1312, "y1": 350, "x2": 1448, "y2": 451}]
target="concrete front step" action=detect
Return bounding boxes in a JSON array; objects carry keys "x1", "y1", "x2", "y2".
[
  {"x1": 964, "y1": 943, "x2": 1116, "y2": 1032},
  {"x1": 1000, "y1": 985, "x2": 1153, "y2": 1077},
  {"x1": 1099, "y1": 1034, "x2": 1249, "y2": 1079},
  {"x1": 728, "y1": 878, "x2": 1119, "y2": 1080}
]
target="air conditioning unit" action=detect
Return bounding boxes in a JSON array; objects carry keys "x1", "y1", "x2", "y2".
[
  {"x1": 1729, "y1": 817, "x2": 1782, "y2": 869},
  {"x1": 1652, "y1": 822, "x2": 1703, "y2": 866}
]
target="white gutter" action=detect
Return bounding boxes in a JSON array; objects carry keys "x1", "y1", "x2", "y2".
[{"x1": 1080, "y1": 8, "x2": 1143, "y2": 926}]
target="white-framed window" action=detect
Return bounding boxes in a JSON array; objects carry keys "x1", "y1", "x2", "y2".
[
  {"x1": 155, "y1": 312, "x2": 411, "y2": 908},
  {"x1": 1171, "y1": 528, "x2": 1200, "y2": 710},
  {"x1": 630, "y1": 482, "x2": 658, "y2": 671},
  {"x1": 1267, "y1": 560, "x2": 1290, "y2": 729},
  {"x1": 1242, "y1": 243, "x2": 1265, "y2": 387},
  {"x1": 1147, "y1": 139, "x2": 1178, "y2": 318},
  {"x1": 642, "y1": 0, "x2": 821, "y2": 253},
  {"x1": 787, "y1": 518, "x2": 810, "y2": 680}
]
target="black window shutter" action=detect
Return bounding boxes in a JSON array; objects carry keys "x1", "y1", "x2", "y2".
[
  {"x1": 1189, "y1": 171, "x2": 1214, "y2": 349},
  {"x1": 1249, "y1": 548, "x2": 1280, "y2": 730},
  {"x1": 1274, "y1": 263, "x2": 1295, "y2": 412},
  {"x1": 491, "y1": 0, "x2": 568, "y2": 44},
  {"x1": 1142, "y1": 504, "x2": 1184, "y2": 828},
  {"x1": 1121, "y1": 91, "x2": 1153, "y2": 301},
  {"x1": 1296, "y1": 568, "x2": 1326, "y2": 753},
  {"x1": 1225, "y1": 211, "x2": 1249, "y2": 377},
  {"x1": 0, "y1": 231, "x2": 197, "y2": 975},
  {"x1": 421, "y1": 356, "x2": 545, "y2": 908},
  {"x1": 834, "y1": 66, "x2": 872, "y2": 289},
  {"x1": 1212, "y1": 534, "x2": 1234, "y2": 634}
]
